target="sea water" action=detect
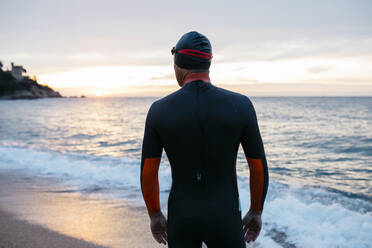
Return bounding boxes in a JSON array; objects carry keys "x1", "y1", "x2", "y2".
[{"x1": 0, "y1": 97, "x2": 371, "y2": 247}]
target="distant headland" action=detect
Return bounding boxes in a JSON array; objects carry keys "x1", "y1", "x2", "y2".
[{"x1": 0, "y1": 61, "x2": 62, "y2": 100}]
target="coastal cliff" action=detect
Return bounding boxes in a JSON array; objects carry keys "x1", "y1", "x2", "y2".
[{"x1": 0, "y1": 62, "x2": 62, "y2": 100}]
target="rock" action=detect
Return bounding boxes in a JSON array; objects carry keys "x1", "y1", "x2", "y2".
[{"x1": 0, "y1": 68, "x2": 62, "y2": 100}]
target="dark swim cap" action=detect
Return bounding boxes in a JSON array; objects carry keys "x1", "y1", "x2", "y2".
[{"x1": 172, "y1": 31, "x2": 212, "y2": 70}]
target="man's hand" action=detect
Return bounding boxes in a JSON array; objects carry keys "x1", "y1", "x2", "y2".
[
  {"x1": 242, "y1": 210, "x2": 262, "y2": 243},
  {"x1": 150, "y1": 211, "x2": 168, "y2": 245}
]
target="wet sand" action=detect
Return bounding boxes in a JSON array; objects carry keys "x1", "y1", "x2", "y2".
[
  {"x1": 0, "y1": 171, "x2": 164, "y2": 248},
  {"x1": 0, "y1": 209, "x2": 107, "y2": 248}
]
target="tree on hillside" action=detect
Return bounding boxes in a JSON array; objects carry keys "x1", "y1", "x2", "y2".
[
  {"x1": 32, "y1": 75, "x2": 38, "y2": 83},
  {"x1": 0, "y1": 61, "x2": 3, "y2": 71}
]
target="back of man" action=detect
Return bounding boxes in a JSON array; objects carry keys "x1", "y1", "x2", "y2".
[{"x1": 140, "y1": 31, "x2": 269, "y2": 248}]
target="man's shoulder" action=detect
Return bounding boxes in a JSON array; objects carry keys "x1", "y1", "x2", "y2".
[
  {"x1": 212, "y1": 84, "x2": 253, "y2": 106},
  {"x1": 151, "y1": 83, "x2": 254, "y2": 109},
  {"x1": 149, "y1": 88, "x2": 183, "y2": 113},
  {"x1": 152, "y1": 87, "x2": 184, "y2": 106}
]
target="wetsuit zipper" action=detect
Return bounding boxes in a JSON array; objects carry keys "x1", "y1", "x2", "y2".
[{"x1": 195, "y1": 82, "x2": 206, "y2": 185}]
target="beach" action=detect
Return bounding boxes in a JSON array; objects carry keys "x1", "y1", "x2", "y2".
[{"x1": 0, "y1": 172, "x2": 163, "y2": 248}]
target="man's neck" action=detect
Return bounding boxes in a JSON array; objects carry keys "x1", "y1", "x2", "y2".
[{"x1": 182, "y1": 72, "x2": 210, "y2": 86}]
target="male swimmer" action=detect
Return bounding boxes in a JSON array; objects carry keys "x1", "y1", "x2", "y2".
[{"x1": 140, "y1": 31, "x2": 269, "y2": 248}]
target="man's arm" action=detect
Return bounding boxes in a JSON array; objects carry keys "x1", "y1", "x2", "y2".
[
  {"x1": 140, "y1": 103, "x2": 167, "y2": 245},
  {"x1": 240, "y1": 102, "x2": 269, "y2": 243}
]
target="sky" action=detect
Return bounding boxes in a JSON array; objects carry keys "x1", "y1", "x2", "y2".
[{"x1": 1, "y1": 0, "x2": 371, "y2": 96}]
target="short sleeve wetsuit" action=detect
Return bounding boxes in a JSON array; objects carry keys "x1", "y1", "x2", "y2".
[{"x1": 140, "y1": 77, "x2": 269, "y2": 248}]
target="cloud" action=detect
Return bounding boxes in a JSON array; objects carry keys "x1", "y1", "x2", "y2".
[
  {"x1": 149, "y1": 73, "x2": 175, "y2": 81},
  {"x1": 217, "y1": 83, "x2": 372, "y2": 96},
  {"x1": 237, "y1": 78, "x2": 259, "y2": 83},
  {"x1": 307, "y1": 66, "x2": 332, "y2": 74},
  {"x1": 215, "y1": 37, "x2": 372, "y2": 64}
]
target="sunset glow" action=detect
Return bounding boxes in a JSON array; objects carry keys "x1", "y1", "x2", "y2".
[
  {"x1": 1, "y1": 0, "x2": 371, "y2": 96},
  {"x1": 35, "y1": 56, "x2": 372, "y2": 96},
  {"x1": 93, "y1": 91, "x2": 106, "y2": 97}
]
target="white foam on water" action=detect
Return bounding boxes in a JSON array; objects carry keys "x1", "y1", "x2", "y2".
[
  {"x1": 1, "y1": 144, "x2": 371, "y2": 247},
  {"x1": 264, "y1": 194, "x2": 371, "y2": 248},
  {"x1": 0, "y1": 144, "x2": 172, "y2": 201}
]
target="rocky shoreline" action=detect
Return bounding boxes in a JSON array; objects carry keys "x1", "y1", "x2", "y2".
[
  {"x1": 0, "y1": 82, "x2": 62, "y2": 100},
  {"x1": 0, "y1": 62, "x2": 62, "y2": 100}
]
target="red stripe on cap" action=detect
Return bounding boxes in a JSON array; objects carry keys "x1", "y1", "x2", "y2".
[{"x1": 177, "y1": 49, "x2": 212, "y2": 60}]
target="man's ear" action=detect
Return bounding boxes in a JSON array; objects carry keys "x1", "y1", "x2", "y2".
[{"x1": 174, "y1": 64, "x2": 188, "y2": 87}]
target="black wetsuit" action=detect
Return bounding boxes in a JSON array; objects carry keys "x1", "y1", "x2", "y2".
[{"x1": 140, "y1": 80, "x2": 269, "y2": 248}]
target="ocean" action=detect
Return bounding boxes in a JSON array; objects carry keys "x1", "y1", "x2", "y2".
[{"x1": 0, "y1": 96, "x2": 371, "y2": 247}]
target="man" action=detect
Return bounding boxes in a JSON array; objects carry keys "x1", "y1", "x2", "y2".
[{"x1": 140, "y1": 31, "x2": 269, "y2": 248}]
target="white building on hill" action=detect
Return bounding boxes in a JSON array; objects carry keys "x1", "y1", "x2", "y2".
[{"x1": 11, "y1": 62, "x2": 27, "y2": 81}]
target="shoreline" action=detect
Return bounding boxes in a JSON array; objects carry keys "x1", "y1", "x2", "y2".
[{"x1": 0, "y1": 171, "x2": 163, "y2": 248}]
